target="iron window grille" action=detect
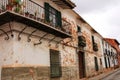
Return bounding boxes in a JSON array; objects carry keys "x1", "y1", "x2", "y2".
[{"x1": 50, "y1": 49, "x2": 62, "y2": 78}]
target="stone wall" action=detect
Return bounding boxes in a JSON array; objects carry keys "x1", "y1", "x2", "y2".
[
  {"x1": 61, "y1": 66, "x2": 78, "y2": 80},
  {"x1": 1, "y1": 66, "x2": 50, "y2": 80},
  {"x1": 1, "y1": 66, "x2": 78, "y2": 80}
]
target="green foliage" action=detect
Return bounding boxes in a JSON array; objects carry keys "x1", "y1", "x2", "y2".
[
  {"x1": 14, "y1": 6, "x2": 20, "y2": 13},
  {"x1": 1, "y1": 5, "x2": 6, "y2": 11}
]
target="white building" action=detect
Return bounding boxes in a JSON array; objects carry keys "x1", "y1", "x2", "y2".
[{"x1": 102, "y1": 39, "x2": 118, "y2": 69}]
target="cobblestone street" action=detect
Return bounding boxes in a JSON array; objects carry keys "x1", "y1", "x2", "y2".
[
  {"x1": 88, "y1": 68, "x2": 120, "y2": 80},
  {"x1": 101, "y1": 69, "x2": 120, "y2": 80}
]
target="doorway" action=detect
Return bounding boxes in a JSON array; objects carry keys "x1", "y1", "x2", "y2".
[
  {"x1": 94, "y1": 57, "x2": 99, "y2": 71},
  {"x1": 78, "y1": 52, "x2": 86, "y2": 79}
]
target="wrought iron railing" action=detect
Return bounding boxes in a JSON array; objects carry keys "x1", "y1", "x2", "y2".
[
  {"x1": 78, "y1": 35, "x2": 86, "y2": 47},
  {"x1": 93, "y1": 42, "x2": 98, "y2": 51},
  {"x1": 0, "y1": 0, "x2": 71, "y2": 35}
]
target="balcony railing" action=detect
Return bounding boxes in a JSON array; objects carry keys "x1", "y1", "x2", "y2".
[
  {"x1": 78, "y1": 35, "x2": 86, "y2": 47},
  {"x1": 0, "y1": 0, "x2": 71, "y2": 38},
  {"x1": 93, "y1": 43, "x2": 98, "y2": 51}
]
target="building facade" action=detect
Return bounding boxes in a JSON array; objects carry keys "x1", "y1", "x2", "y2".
[
  {"x1": 104, "y1": 38, "x2": 120, "y2": 68},
  {"x1": 76, "y1": 21, "x2": 104, "y2": 78},
  {"x1": 0, "y1": 0, "x2": 78, "y2": 80},
  {"x1": 0, "y1": 0, "x2": 119, "y2": 80},
  {"x1": 102, "y1": 39, "x2": 118, "y2": 70}
]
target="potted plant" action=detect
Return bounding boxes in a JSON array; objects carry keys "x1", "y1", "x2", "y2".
[
  {"x1": 34, "y1": 11, "x2": 37, "y2": 19},
  {"x1": 1, "y1": 5, "x2": 6, "y2": 12},
  {"x1": 29, "y1": 14, "x2": 34, "y2": 18},
  {"x1": 6, "y1": 3, "x2": 13, "y2": 10},
  {"x1": 25, "y1": 11, "x2": 29, "y2": 17},
  {"x1": 13, "y1": 0, "x2": 21, "y2": 5},
  {"x1": 14, "y1": 5, "x2": 21, "y2": 13}
]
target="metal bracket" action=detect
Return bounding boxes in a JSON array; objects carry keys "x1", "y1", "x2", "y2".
[
  {"x1": 8, "y1": 22, "x2": 14, "y2": 37},
  {"x1": 64, "y1": 38, "x2": 72, "y2": 45},
  {"x1": 34, "y1": 33, "x2": 48, "y2": 45},
  {"x1": 48, "y1": 36, "x2": 56, "y2": 46},
  {"x1": 0, "y1": 29, "x2": 9, "y2": 40},
  {"x1": 18, "y1": 26, "x2": 27, "y2": 40},
  {"x1": 55, "y1": 39, "x2": 64, "y2": 48},
  {"x1": 27, "y1": 29, "x2": 37, "y2": 42}
]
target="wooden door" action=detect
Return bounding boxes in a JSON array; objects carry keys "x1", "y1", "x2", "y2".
[
  {"x1": 78, "y1": 52, "x2": 86, "y2": 79},
  {"x1": 94, "y1": 57, "x2": 99, "y2": 71}
]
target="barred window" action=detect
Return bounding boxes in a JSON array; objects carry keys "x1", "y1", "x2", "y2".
[{"x1": 50, "y1": 49, "x2": 62, "y2": 78}]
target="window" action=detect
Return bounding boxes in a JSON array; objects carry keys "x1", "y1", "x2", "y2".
[
  {"x1": 77, "y1": 26, "x2": 81, "y2": 32},
  {"x1": 108, "y1": 50, "x2": 110, "y2": 56},
  {"x1": 50, "y1": 49, "x2": 62, "y2": 78},
  {"x1": 100, "y1": 58, "x2": 102, "y2": 65},
  {"x1": 105, "y1": 42, "x2": 107, "y2": 48},
  {"x1": 45, "y1": 3, "x2": 62, "y2": 27},
  {"x1": 92, "y1": 35, "x2": 98, "y2": 51},
  {"x1": 92, "y1": 36, "x2": 95, "y2": 44},
  {"x1": 49, "y1": 7, "x2": 57, "y2": 27},
  {"x1": 105, "y1": 49, "x2": 107, "y2": 55}
]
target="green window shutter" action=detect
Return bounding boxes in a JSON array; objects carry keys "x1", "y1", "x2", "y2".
[
  {"x1": 50, "y1": 49, "x2": 62, "y2": 78},
  {"x1": 44, "y1": 3, "x2": 50, "y2": 22},
  {"x1": 56, "y1": 11, "x2": 62, "y2": 27}
]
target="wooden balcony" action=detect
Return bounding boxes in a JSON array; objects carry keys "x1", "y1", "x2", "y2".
[
  {"x1": 0, "y1": 0, "x2": 71, "y2": 38},
  {"x1": 51, "y1": 0, "x2": 76, "y2": 9}
]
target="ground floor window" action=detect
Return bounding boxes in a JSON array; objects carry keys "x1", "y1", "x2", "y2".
[{"x1": 50, "y1": 49, "x2": 62, "y2": 78}]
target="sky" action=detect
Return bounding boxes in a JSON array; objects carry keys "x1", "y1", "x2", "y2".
[{"x1": 71, "y1": 0, "x2": 120, "y2": 43}]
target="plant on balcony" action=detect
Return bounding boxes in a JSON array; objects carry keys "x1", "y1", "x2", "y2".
[
  {"x1": 78, "y1": 36, "x2": 86, "y2": 47},
  {"x1": 34, "y1": 11, "x2": 38, "y2": 19},
  {"x1": 12, "y1": 0, "x2": 22, "y2": 13},
  {"x1": 6, "y1": 3, "x2": 13, "y2": 10},
  {"x1": 93, "y1": 43, "x2": 98, "y2": 51},
  {"x1": 25, "y1": 11, "x2": 29, "y2": 17},
  {"x1": 14, "y1": 5, "x2": 21, "y2": 13},
  {"x1": 29, "y1": 14, "x2": 35, "y2": 18},
  {"x1": 1, "y1": 5, "x2": 6, "y2": 12},
  {"x1": 13, "y1": 0, "x2": 21, "y2": 5}
]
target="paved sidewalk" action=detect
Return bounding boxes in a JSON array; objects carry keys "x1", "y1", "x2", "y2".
[{"x1": 88, "y1": 68, "x2": 120, "y2": 80}]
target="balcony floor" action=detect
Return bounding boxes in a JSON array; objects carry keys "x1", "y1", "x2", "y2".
[{"x1": 0, "y1": 11, "x2": 71, "y2": 38}]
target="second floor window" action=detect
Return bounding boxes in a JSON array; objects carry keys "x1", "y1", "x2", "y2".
[
  {"x1": 45, "y1": 3, "x2": 62, "y2": 28},
  {"x1": 92, "y1": 36, "x2": 95, "y2": 44},
  {"x1": 92, "y1": 36, "x2": 98, "y2": 51},
  {"x1": 77, "y1": 26, "x2": 81, "y2": 33}
]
